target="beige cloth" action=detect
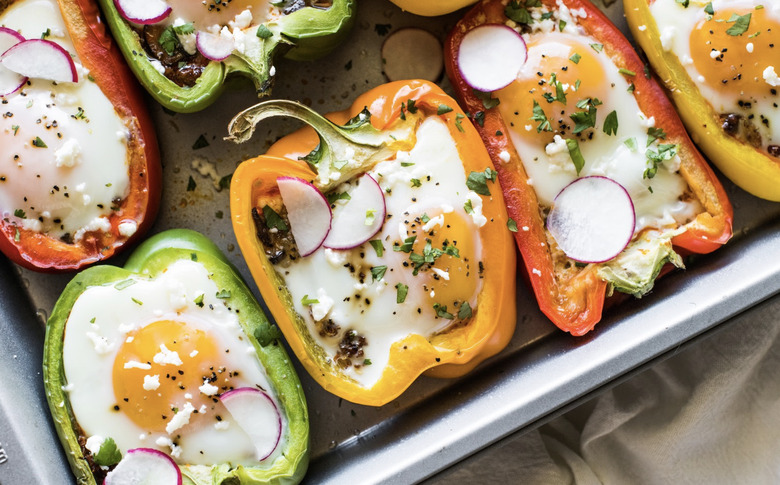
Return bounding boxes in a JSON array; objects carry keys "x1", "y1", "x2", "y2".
[{"x1": 430, "y1": 294, "x2": 780, "y2": 484}]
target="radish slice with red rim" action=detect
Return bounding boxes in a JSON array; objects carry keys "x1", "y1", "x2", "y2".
[
  {"x1": 323, "y1": 173, "x2": 386, "y2": 250},
  {"x1": 104, "y1": 448, "x2": 182, "y2": 485},
  {"x1": 196, "y1": 30, "x2": 235, "y2": 62},
  {"x1": 0, "y1": 27, "x2": 26, "y2": 96},
  {"x1": 220, "y1": 387, "x2": 283, "y2": 461},
  {"x1": 113, "y1": 0, "x2": 172, "y2": 25},
  {"x1": 546, "y1": 176, "x2": 636, "y2": 264},
  {"x1": 277, "y1": 176, "x2": 332, "y2": 257},
  {"x1": 457, "y1": 24, "x2": 527, "y2": 92},
  {"x1": 0, "y1": 39, "x2": 77, "y2": 83}
]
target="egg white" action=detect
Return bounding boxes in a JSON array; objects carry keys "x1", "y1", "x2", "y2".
[
  {"x1": 277, "y1": 116, "x2": 486, "y2": 388},
  {"x1": 62, "y1": 260, "x2": 284, "y2": 467},
  {"x1": 0, "y1": 0, "x2": 131, "y2": 241}
]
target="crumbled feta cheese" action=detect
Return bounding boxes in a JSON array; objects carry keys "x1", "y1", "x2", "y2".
[
  {"x1": 465, "y1": 192, "x2": 488, "y2": 227},
  {"x1": 214, "y1": 421, "x2": 230, "y2": 430},
  {"x1": 638, "y1": 114, "x2": 656, "y2": 128},
  {"x1": 55, "y1": 138, "x2": 82, "y2": 168},
  {"x1": 85, "y1": 435, "x2": 105, "y2": 455},
  {"x1": 229, "y1": 9, "x2": 253, "y2": 30},
  {"x1": 86, "y1": 331, "x2": 114, "y2": 355},
  {"x1": 118, "y1": 220, "x2": 137, "y2": 238},
  {"x1": 199, "y1": 380, "x2": 219, "y2": 396},
  {"x1": 173, "y1": 18, "x2": 197, "y2": 55},
  {"x1": 189, "y1": 350, "x2": 199, "y2": 358},
  {"x1": 143, "y1": 374, "x2": 160, "y2": 391},
  {"x1": 73, "y1": 217, "x2": 112, "y2": 242},
  {"x1": 61, "y1": 383, "x2": 74, "y2": 392},
  {"x1": 21, "y1": 218, "x2": 42, "y2": 232},
  {"x1": 324, "y1": 248, "x2": 348, "y2": 267},
  {"x1": 532, "y1": 268, "x2": 542, "y2": 276},
  {"x1": 638, "y1": 25, "x2": 647, "y2": 31},
  {"x1": 311, "y1": 287, "x2": 334, "y2": 320},
  {"x1": 166, "y1": 402, "x2": 195, "y2": 435},
  {"x1": 763, "y1": 66, "x2": 780, "y2": 87},
  {"x1": 660, "y1": 27, "x2": 676, "y2": 51},
  {"x1": 544, "y1": 135, "x2": 577, "y2": 174},
  {"x1": 422, "y1": 214, "x2": 445, "y2": 232},
  {"x1": 153, "y1": 344, "x2": 183, "y2": 366},
  {"x1": 149, "y1": 58, "x2": 166, "y2": 75},
  {"x1": 746, "y1": 43, "x2": 754, "y2": 54},
  {"x1": 498, "y1": 150, "x2": 511, "y2": 163},
  {"x1": 710, "y1": 49, "x2": 721, "y2": 59},
  {"x1": 155, "y1": 437, "x2": 182, "y2": 458},
  {"x1": 124, "y1": 361, "x2": 152, "y2": 370},
  {"x1": 432, "y1": 268, "x2": 450, "y2": 281},
  {"x1": 269, "y1": 65, "x2": 276, "y2": 77}
]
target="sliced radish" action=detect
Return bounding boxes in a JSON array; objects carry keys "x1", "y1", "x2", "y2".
[
  {"x1": 0, "y1": 27, "x2": 26, "y2": 96},
  {"x1": 277, "y1": 176, "x2": 332, "y2": 257},
  {"x1": 196, "y1": 29, "x2": 234, "y2": 62},
  {"x1": 546, "y1": 176, "x2": 635, "y2": 264},
  {"x1": 114, "y1": 0, "x2": 172, "y2": 25},
  {"x1": 104, "y1": 448, "x2": 182, "y2": 485},
  {"x1": 381, "y1": 28, "x2": 443, "y2": 82},
  {"x1": 0, "y1": 39, "x2": 77, "y2": 83},
  {"x1": 457, "y1": 24, "x2": 527, "y2": 92},
  {"x1": 220, "y1": 387, "x2": 282, "y2": 461},
  {"x1": 323, "y1": 174, "x2": 386, "y2": 250}
]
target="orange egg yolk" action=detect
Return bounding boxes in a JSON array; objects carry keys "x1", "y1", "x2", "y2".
[
  {"x1": 398, "y1": 210, "x2": 479, "y2": 315},
  {"x1": 690, "y1": 8, "x2": 779, "y2": 96},
  {"x1": 113, "y1": 320, "x2": 238, "y2": 433},
  {"x1": 496, "y1": 35, "x2": 608, "y2": 146}
]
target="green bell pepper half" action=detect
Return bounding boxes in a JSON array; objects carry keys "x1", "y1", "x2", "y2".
[
  {"x1": 42, "y1": 228, "x2": 309, "y2": 485},
  {"x1": 97, "y1": 0, "x2": 356, "y2": 113}
]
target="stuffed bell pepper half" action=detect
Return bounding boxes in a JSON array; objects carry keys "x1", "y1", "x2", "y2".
[
  {"x1": 228, "y1": 80, "x2": 517, "y2": 406},
  {"x1": 624, "y1": 0, "x2": 780, "y2": 201},
  {"x1": 0, "y1": 0, "x2": 160, "y2": 272},
  {"x1": 98, "y1": 0, "x2": 356, "y2": 112},
  {"x1": 445, "y1": 0, "x2": 733, "y2": 336},
  {"x1": 43, "y1": 229, "x2": 309, "y2": 485}
]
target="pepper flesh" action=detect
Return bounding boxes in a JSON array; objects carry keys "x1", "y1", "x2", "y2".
[
  {"x1": 42, "y1": 229, "x2": 309, "y2": 485},
  {"x1": 98, "y1": 0, "x2": 356, "y2": 113},
  {"x1": 0, "y1": 0, "x2": 161, "y2": 272},
  {"x1": 387, "y1": 0, "x2": 477, "y2": 16},
  {"x1": 445, "y1": 0, "x2": 733, "y2": 336},
  {"x1": 230, "y1": 80, "x2": 517, "y2": 406},
  {"x1": 623, "y1": 0, "x2": 780, "y2": 202}
]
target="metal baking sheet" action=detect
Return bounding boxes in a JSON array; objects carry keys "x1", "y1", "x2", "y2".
[{"x1": 3, "y1": 0, "x2": 780, "y2": 484}]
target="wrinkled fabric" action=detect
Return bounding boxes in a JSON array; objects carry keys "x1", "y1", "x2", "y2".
[{"x1": 430, "y1": 294, "x2": 780, "y2": 484}]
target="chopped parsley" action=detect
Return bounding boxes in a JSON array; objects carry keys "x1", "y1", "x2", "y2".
[
  {"x1": 437, "y1": 104, "x2": 453, "y2": 115},
  {"x1": 369, "y1": 239, "x2": 384, "y2": 257},
  {"x1": 370, "y1": 265, "x2": 387, "y2": 282},
  {"x1": 301, "y1": 295, "x2": 319, "y2": 305},
  {"x1": 395, "y1": 283, "x2": 408, "y2": 303},
  {"x1": 590, "y1": 43, "x2": 604, "y2": 53},
  {"x1": 646, "y1": 126, "x2": 668, "y2": 146},
  {"x1": 725, "y1": 13, "x2": 751, "y2": 36},
  {"x1": 194, "y1": 294, "x2": 204, "y2": 307},
  {"x1": 365, "y1": 209, "x2": 377, "y2": 225},
  {"x1": 531, "y1": 100, "x2": 552, "y2": 132},
  {"x1": 569, "y1": 53, "x2": 582, "y2": 64},
  {"x1": 256, "y1": 24, "x2": 273, "y2": 39},
  {"x1": 113, "y1": 279, "x2": 136, "y2": 290},
  {"x1": 216, "y1": 290, "x2": 231, "y2": 299},
  {"x1": 433, "y1": 303, "x2": 454, "y2": 319},
  {"x1": 13, "y1": 209, "x2": 25, "y2": 218},
  {"x1": 507, "y1": 218, "x2": 518, "y2": 232},
  {"x1": 565, "y1": 138, "x2": 585, "y2": 175},
  {"x1": 326, "y1": 191, "x2": 351, "y2": 205},
  {"x1": 603, "y1": 110, "x2": 619, "y2": 136},
  {"x1": 458, "y1": 301, "x2": 473, "y2": 320},
  {"x1": 394, "y1": 235, "x2": 416, "y2": 253},
  {"x1": 262, "y1": 205, "x2": 288, "y2": 231},
  {"x1": 466, "y1": 168, "x2": 497, "y2": 196},
  {"x1": 93, "y1": 438, "x2": 122, "y2": 467},
  {"x1": 32, "y1": 137, "x2": 47, "y2": 148}
]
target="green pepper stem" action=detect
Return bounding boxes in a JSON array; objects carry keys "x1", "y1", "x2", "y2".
[{"x1": 226, "y1": 100, "x2": 413, "y2": 191}]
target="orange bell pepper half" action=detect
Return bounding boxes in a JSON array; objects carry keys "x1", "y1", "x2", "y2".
[{"x1": 229, "y1": 80, "x2": 516, "y2": 406}]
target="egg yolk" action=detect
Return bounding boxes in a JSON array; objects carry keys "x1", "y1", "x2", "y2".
[
  {"x1": 399, "y1": 210, "x2": 479, "y2": 316},
  {"x1": 113, "y1": 320, "x2": 237, "y2": 433},
  {"x1": 496, "y1": 35, "x2": 608, "y2": 146},
  {"x1": 690, "y1": 8, "x2": 779, "y2": 96}
]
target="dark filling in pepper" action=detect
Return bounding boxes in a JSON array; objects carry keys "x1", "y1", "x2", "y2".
[
  {"x1": 334, "y1": 329, "x2": 367, "y2": 369},
  {"x1": 252, "y1": 205, "x2": 299, "y2": 265},
  {"x1": 136, "y1": 0, "x2": 333, "y2": 86},
  {"x1": 77, "y1": 431, "x2": 109, "y2": 483}
]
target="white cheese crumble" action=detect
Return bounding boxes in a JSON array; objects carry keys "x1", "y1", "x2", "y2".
[
  {"x1": 229, "y1": 9, "x2": 253, "y2": 30},
  {"x1": 544, "y1": 135, "x2": 577, "y2": 174},
  {"x1": 432, "y1": 268, "x2": 450, "y2": 281},
  {"x1": 532, "y1": 268, "x2": 542, "y2": 276},
  {"x1": 746, "y1": 43, "x2": 754, "y2": 54},
  {"x1": 324, "y1": 248, "x2": 348, "y2": 267},
  {"x1": 85, "y1": 435, "x2": 105, "y2": 455},
  {"x1": 54, "y1": 138, "x2": 82, "y2": 168},
  {"x1": 117, "y1": 220, "x2": 138, "y2": 238},
  {"x1": 199, "y1": 380, "x2": 219, "y2": 396},
  {"x1": 660, "y1": 26, "x2": 676, "y2": 51},
  {"x1": 85, "y1": 331, "x2": 114, "y2": 355},
  {"x1": 153, "y1": 344, "x2": 183, "y2": 366},
  {"x1": 166, "y1": 402, "x2": 195, "y2": 435},
  {"x1": 214, "y1": 421, "x2": 230, "y2": 431},
  {"x1": 143, "y1": 374, "x2": 160, "y2": 391},
  {"x1": 465, "y1": 192, "x2": 488, "y2": 227},
  {"x1": 149, "y1": 58, "x2": 166, "y2": 75},
  {"x1": 155, "y1": 437, "x2": 182, "y2": 458},
  {"x1": 189, "y1": 350, "x2": 199, "y2": 358},
  {"x1": 73, "y1": 217, "x2": 112, "y2": 243},
  {"x1": 173, "y1": 18, "x2": 197, "y2": 55},
  {"x1": 763, "y1": 66, "x2": 780, "y2": 87},
  {"x1": 310, "y1": 287, "x2": 334, "y2": 320},
  {"x1": 123, "y1": 361, "x2": 151, "y2": 370},
  {"x1": 498, "y1": 150, "x2": 511, "y2": 163}
]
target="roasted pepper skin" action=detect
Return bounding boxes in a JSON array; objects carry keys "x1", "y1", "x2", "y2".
[
  {"x1": 445, "y1": 0, "x2": 733, "y2": 336},
  {"x1": 43, "y1": 229, "x2": 309, "y2": 485},
  {"x1": 0, "y1": 0, "x2": 161, "y2": 273},
  {"x1": 98, "y1": 0, "x2": 356, "y2": 113},
  {"x1": 231, "y1": 80, "x2": 517, "y2": 406},
  {"x1": 387, "y1": 0, "x2": 477, "y2": 16},
  {"x1": 624, "y1": 0, "x2": 780, "y2": 202}
]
